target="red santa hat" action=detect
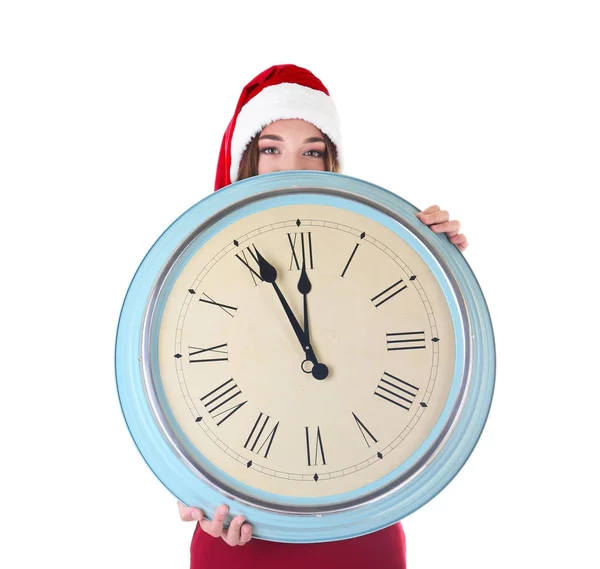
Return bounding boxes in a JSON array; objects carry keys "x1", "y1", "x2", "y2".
[{"x1": 214, "y1": 64, "x2": 342, "y2": 191}]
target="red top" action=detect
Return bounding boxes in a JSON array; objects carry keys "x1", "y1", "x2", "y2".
[{"x1": 190, "y1": 522, "x2": 407, "y2": 568}]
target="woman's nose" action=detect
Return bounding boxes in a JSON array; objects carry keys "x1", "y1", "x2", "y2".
[{"x1": 280, "y1": 153, "x2": 305, "y2": 171}]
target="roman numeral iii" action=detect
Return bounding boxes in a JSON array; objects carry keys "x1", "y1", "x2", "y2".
[
  {"x1": 375, "y1": 372, "x2": 419, "y2": 411},
  {"x1": 386, "y1": 331, "x2": 426, "y2": 351}
]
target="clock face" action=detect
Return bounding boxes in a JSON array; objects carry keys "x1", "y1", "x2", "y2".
[
  {"x1": 117, "y1": 172, "x2": 495, "y2": 541},
  {"x1": 156, "y1": 202, "x2": 456, "y2": 501}
]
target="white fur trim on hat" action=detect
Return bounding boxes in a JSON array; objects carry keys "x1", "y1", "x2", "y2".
[{"x1": 230, "y1": 82, "x2": 342, "y2": 182}]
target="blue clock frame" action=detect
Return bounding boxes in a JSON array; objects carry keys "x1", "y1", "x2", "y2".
[{"x1": 115, "y1": 171, "x2": 495, "y2": 543}]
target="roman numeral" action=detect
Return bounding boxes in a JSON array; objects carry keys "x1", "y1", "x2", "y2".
[
  {"x1": 341, "y1": 233, "x2": 365, "y2": 277},
  {"x1": 341, "y1": 243, "x2": 360, "y2": 277},
  {"x1": 287, "y1": 232, "x2": 314, "y2": 270},
  {"x1": 198, "y1": 293, "x2": 237, "y2": 317},
  {"x1": 386, "y1": 331, "x2": 426, "y2": 351},
  {"x1": 235, "y1": 245, "x2": 262, "y2": 286},
  {"x1": 371, "y1": 279, "x2": 407, "y2": 307},
  {"x1": 375, "y1": 372, "x2": 419, "y2": 411},
  {"x1": 352, "y1": 412, "x2": 378, "y2": 447},
  {"x1": 305, "y1": 426, "x2": 326, "y2": 466},
  {"x1": 200, "y1": 378, "x2": 247, "y2": 426},
  {"x1": 188, "y1": 343, "x2": 228, "y2": 363},
  {"x1": 244, "y1": 413, "x2": 279, "y2": 458}
]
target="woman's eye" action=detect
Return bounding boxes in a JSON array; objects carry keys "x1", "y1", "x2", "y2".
[
  {"x1": 304, "y1": 149, "x2": 324, "y2": 157},
  {"x1": 260, "y1": 147, "x2": 279, "y2": 155}
]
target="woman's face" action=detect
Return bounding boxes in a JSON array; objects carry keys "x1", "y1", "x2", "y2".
[{"x1": 257, "y1": 119, "x2": 327, "y2": 175}]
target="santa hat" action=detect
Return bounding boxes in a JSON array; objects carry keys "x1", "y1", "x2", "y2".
[{"x1": 214, "y1": 64, "x2": 342, "y2": 191}]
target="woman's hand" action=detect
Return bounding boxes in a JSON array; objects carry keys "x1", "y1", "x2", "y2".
[
  {"x1": 417, "y1": 205, "x2": 469, "y2": 252},
  {"x1": 177, "y1": 501, "x2": 253, "y2": 547}
]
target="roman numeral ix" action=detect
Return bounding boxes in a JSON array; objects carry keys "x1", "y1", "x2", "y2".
[{"x1": 187, "y1": 343, "x2": 228, "y2": 363}]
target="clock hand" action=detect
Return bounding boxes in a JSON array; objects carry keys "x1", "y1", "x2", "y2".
[
  {"x1": 253, "y1": 245, "x2": 313, "y2": 355},
  {"x1": 293, "y1": 261, "x2": 330, "y2": 381},
  {"x1": 297, "y1": 260, "x2": 311, "y2": 340},
  {"x1": 297, "y1": 259, "x2": 313, "y2": 373},
  {"x1": 253, "y1": 246, "x2": 329, "y2": 380}
]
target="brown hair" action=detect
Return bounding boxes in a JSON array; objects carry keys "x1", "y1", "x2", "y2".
[{"x1": 237, "y1": 129, "x2": 340, "y2": 182}]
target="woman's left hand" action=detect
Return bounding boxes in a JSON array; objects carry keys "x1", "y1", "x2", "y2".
[{"x1": 417, "y1": 205, "x2": 469, "y2": 252}]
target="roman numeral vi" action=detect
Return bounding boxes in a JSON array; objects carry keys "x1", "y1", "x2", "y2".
[{"x1": 305, "y1": 426, "x2": 326, "y2": 466}]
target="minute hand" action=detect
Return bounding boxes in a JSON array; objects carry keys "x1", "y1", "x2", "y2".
[
  {"x1": 253, "y1": 246, "x2": 318, "y2": 364},
  {"x1": 272, "y1": 282, "x2": 319, "y2": 364}
]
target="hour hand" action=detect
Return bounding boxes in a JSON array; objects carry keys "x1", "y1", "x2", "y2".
[
  {"x1": 296, "y1": 260, "x2": 328, "y2": 380},
  {"x1": 297, "y1": 261, "x2": 312, "y2": 344}
]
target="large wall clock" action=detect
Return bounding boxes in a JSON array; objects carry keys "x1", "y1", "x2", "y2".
[{"x1": 115, "y1": 171, "x2": 495, "y2": 543}]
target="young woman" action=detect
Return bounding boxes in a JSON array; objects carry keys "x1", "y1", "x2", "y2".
[{"x1": 178, "y1": 64, "x2": 468, "y2": 568}]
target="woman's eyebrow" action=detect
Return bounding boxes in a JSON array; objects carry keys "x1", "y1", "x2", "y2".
[
  {"x1": 258, "y1": 134, "x2": 283, "y2": 141},
  {"x1": 258, "y1": 135, "x2": 326, "y2": 143}
]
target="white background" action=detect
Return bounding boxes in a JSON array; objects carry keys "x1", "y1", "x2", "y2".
[{"x1": 1, "y1": 1, "x2": 598, "y2": 568}]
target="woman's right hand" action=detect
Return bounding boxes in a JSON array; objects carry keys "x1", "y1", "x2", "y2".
[{"x1": 177, "y1": 501, "x2": 253, "y2": 546}]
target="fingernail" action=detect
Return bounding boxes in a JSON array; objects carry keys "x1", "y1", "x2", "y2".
[
  {"x1": 192, "y1": 511, "x2": 200, "y2": 520},
  {"x1": 218, "y1": 506, "x2": 228, "y2": 515}
]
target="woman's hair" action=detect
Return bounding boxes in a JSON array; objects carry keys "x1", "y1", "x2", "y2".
[{"x1": 237, "y1": 128, "x2": 340, "y2": 182}]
